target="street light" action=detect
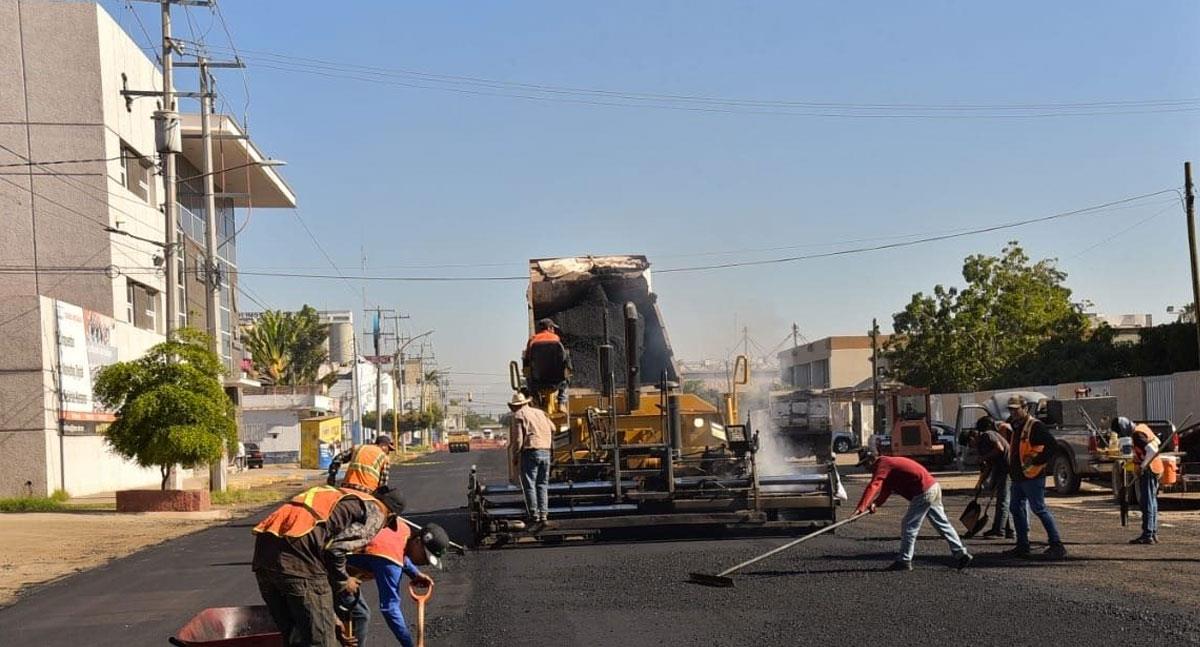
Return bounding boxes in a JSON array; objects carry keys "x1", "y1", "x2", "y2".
[{"x1": 395, "y1": 330, "x2": 434, "y2": 452}]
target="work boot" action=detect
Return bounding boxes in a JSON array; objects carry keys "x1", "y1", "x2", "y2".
[
  {"x1": 1044, "y1": 543, "x2": 1068, "y2": 560},
  {"x1": 1129, "y1": 535, "x2": 1156, "y2": 545},
  {"x1": 1005, "y1": 529, "x2": 1015, "y2": 539},
  {"x1": 956, "y1": 552, "x2": 974, "y2": 571},
  {"x1": 981, "y1": 529, "x2": 1005, "y2": 539},
  {"x1": 884, "y1": 560, "x2": 913, "y2": 572},
  {"x1": 1003, "y1": 545, "x2": 1031, "y2": 559}
]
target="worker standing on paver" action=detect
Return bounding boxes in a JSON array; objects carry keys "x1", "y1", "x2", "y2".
[
  {"x1": 329, "y1": 434, "x2": 394, "y2": 493},
  {"x1": 1005, "y1": 395, "x2": 1067, "y2": 560},
  {"x1": 969, "y1": 417, "x2": 1014, "y2": 539},
  {"x1": 508, "y1": 391, "x2": 555, "y2": 523},
  {"x1": 252, "y1": 484, "x2": 406, "y2": 647},
  {"x1": 340, "y1": 522, "x2": 451, "y2": 647},
  {"x1": 853, "y1": 448, "x2": 972, "y2": 571},
  {"x1": 1112, "y1": 416, "x2": 1164, "y2": 544},
  {"x1": 523, "y1": 318, "x2": 571, "y2": 412}
]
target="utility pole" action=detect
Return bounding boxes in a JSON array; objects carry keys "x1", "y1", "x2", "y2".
[
  {"x1": 870, "y1": 318, "x2": 882, "y2": 436},
  {"x1": 1186, "y1": 162, "x2": 1200, "y2": 369},
  {"x1": 159, "y1": 0, "x2": 179, "y2": 338},
  {"x1": 363, "y1": 308, "x2": 395, "y2": 442}
]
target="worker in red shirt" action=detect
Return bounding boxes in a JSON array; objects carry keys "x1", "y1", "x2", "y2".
[{"x1": 854, "y1": 448, "x2": 972, "y2": 571}]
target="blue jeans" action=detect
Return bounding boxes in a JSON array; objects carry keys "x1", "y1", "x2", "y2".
[
  {"x1": 1010, "y1": 477, "x2": 1063, "y2": 548},
  {"x1": 898, "y1": 483, "x2": 967, "y2": 562},
  {"x1": 987, "y1": 464, "x2": 1013, "y2": 534},
  {"x1": 1138, "y1": 471, "x2": 1160, "y2": 537},
  {"x1": 521, "y1": 449, "x2": 551, "y2": 519}
]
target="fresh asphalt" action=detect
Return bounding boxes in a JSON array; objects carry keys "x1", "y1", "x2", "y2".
[{"x1": 1, "y1": 449, "x2": 1197, "y2": 646}]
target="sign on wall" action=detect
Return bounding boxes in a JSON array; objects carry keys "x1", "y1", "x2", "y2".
[{"x1": 55, "y1": 301, "x2": 119, "y2": 422}]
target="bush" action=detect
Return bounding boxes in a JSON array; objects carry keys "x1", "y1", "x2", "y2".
[
  {"x1": 0, "y1": 497, "x2": 67, "y2": 513},
  {"x1": 50, "y1": 489, "x2": 70, "y2": 502}
]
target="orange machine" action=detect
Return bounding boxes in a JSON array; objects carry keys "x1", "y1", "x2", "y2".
[{"x1": 879, "y1": 387, "x2": 947, "y2": 464}]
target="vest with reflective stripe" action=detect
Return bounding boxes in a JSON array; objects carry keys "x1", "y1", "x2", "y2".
[
  {"x1": 1016, "y1": 418, "x2": 1046, "y2": 479},
  {"x1": 1132, "y1": 424, "x2": 1164, "y2": 476},
  {"x1": 343, "y1": 444, "x2": 389, "y2": 491},
  {"x1": 362, "y1": 524, "x2": 412, "y2": 567},
  {"x1": 252, "y1": 486, "x2": 380, "y2": 538}
]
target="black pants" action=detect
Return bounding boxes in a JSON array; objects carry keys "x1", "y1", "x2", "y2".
[{"x1": 255, "y1": 570, "x2": 338, "y2": 647}]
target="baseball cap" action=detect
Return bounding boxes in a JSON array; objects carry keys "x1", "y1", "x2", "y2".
[
  {"x1": 855, "y1": 447, "x2": 878, "y2": 467},
  {"x1": 375, "y1": 434, "x2": 394, "y2": 449},
  {"x1": 1006, "y1": 395, "x2": 1025, "y2": 410},
  {"x1": 419, "y1": 523, "x2": 451, "y2": 569}
]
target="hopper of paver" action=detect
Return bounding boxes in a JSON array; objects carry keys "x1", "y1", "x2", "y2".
[{"x1": 468, "y1": 255, "x2": 842, "y2": 547}]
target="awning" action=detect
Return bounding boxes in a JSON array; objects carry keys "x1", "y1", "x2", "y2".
[{"x1": 179, "y1": 114, "x2": 297, "y2": 208}]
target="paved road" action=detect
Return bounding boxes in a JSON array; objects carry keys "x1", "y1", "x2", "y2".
[{"x1": 2, "y1": 449, "x2": 1197, "y2": 646}]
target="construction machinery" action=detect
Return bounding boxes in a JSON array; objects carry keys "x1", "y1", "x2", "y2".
[
  {"x1": 446, "y1": 430, "x2": 471, "y2": 453},
  {"x1": 467, "y1": 255, "x2": 842, "y2": 546},
  {"x1": 875, "y1": 387, "x2": 951, "y2": 465}
]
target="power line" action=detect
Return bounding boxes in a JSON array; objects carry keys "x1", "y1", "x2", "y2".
[
  {"x1": 202, "y1": 44, "x2": 1200, "y2": 118},
  {"x1": 0, "y1": 155, "x2": 124, "y2": 169}
]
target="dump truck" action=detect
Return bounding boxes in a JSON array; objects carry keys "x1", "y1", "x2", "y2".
[
  {"x1": 447, "y1": 430, "x2": 471, "y2": 453},
  {"x1": 467, "y1": 255, "x2": 842, "y2": 546},
  {"x1": 767, "y1": 389, "x2": 835, "y2": 460}
]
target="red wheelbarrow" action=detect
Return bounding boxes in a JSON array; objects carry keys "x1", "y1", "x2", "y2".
[{"x1": 168, "y1": 606, "x2": 283, "y2": 646}]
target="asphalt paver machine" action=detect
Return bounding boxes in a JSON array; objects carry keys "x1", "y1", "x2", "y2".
[{"x1": 467, "y1": 256, "x2": 841, "y2": 546}]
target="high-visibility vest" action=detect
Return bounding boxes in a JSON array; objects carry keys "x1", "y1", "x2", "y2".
[
  {"x1": 1132, "y1": 424, "x2": 1164, "y2": 476},
  {"x1": 526, "y1": 330, "x2": 561, "y2": 349},
  {"x1": 1016, "y1": 418, "x2": 1047, "y2": 479},
  {"x1": 253, "y1": 486, "x2": 382, "y2": 539},
  {"x1": 361, "y1": 524, "x2": 412, "y2": 567},
  {"x1": 343, "y1": 444, "x2": 390, "y2": 492}
]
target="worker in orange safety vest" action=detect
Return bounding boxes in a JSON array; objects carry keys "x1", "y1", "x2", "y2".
[
  {"x1": 1112, "y1": 416, "x2": 1165, "y2": 544},
  {"x1": 1005, "y1": 395, "x2": 1067, "y2": 560},
  {"x1": 252, "y1": 484, "x2": 405, "y2": 647},
  {"x1": 329, "y1": 434, "x2": 394, "y2": 493}
]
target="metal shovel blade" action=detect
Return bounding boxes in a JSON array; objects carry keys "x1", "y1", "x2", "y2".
[
  {"x1": 688, "y1": 572, "x2": 736, "y2": 588},
  {"x1": 965, "y1": 512, "x2": 989, "y2": 538}
]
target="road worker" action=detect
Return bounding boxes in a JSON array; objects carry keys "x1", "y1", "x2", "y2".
[
  {"x1": 340, "y1": 522, "x2": 450, "y2": 647},
  {"x1": 1005, "y1": 395, "x2": 1067, "y2": 559},
  {"x1": 252, "y1": 484, "x2": 406, "y2": 647},
  {"x1": 509, "y1": 391, "x2": 555, "y2": 524},
  {"x1": 329, "y1": 434, "x2": 394, "y2": 493},
  {"x1": 523, "y1": 318, "x2": 571, "y2": 412},
  {"x1": 968, "y1": 416, "x2": 1014, "y2": 539},
  {"x1": 854, "y1": 448, "x2": 972, "y2": 571},
  {"x1": 1112, "y1": 416, "x2": 1164, "y2": 544}
]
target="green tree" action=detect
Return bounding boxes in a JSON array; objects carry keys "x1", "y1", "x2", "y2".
[
  {"x1": 242, "y1": 305, "x2": 329, "y2": 386},
  {"x1": 93, "y1": 329, "x2": 237, "y2": 489},
  {"x1": 887, "y1": 242, "x2": 1088, "y2": 392}
]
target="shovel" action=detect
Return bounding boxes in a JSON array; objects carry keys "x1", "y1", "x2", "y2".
[
  {"x1": 408, "y1": 580, "x2": 433, "y2": 647},
  {"x1": 959, "y1": 490, "x2": 983, "y2": 532},
  {"x1": 689, "y1": 512, "x2": 869, "y2": 588},
  {"x1": 961, "y1": 491, "x2": 994, "y2": 538}
]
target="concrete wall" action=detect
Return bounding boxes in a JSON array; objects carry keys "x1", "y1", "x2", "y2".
[
  {"x1": 243, "y1": 409, "x2": 302, "y2": 463},
  {"x1": 1173, "y1": 371, "x2": 1200, "y2": 428},
  {"x1": 828, "y1": 347, "x2": 875, "y2": 390}
]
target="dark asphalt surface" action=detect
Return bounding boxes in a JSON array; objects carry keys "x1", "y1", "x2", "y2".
[{"x1": 1, "y1": 449, "x2": 1197, "y2": 646}]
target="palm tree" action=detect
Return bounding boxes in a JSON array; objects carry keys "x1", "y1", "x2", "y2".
[{"x1": 243, "y1": 310, "x2": 292, "y2": 384}]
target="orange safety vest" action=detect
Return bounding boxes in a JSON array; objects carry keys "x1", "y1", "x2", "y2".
[
  {"x1": 361, "y1": 524, "x2": 412, "y2": 567},
  {"x1": 253, "y1": 486, "x2": 382, "y2": 539},
  {"x1": 1132, "y1": 424, "x2": 1164, "y2": 476},
  {"x1": 343, "y1": 444, "x2": 390, "y2": 492},
  {"x1": 1016, "y1": 417, "x2": 1047, "y2": 479},
  {"x1": 526, "y1": 329, "x2": 561, "y2": 350}
]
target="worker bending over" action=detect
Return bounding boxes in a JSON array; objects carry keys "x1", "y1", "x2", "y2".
[
  {"x1": 252, "y1": 484, "x2": 406, "y2": 646},
  {"x1": 341, "y1": 522, "x2": 450, "y2": 647},
  {"x1": 329, "y1": 434, "x2": 394, "y2": 493},
  {"x1": 523, "y1": 318, "x2": 571, "y2": 412},
  {"x1": 968, "y1": 417, "x2": 1014, "y2": 539},
  {"x1": 854, "y1": 448, "x2": 972, "y2": 572},
  {"x1": 1112, "y1": 416, "x2": 1164, "y2": 544},
  {"x1": 1005, "y1": 396, "x2": 1066, "y2": 559}
]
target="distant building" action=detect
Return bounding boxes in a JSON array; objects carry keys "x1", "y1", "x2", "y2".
[
  {"x1": 777, "y1": 335, "x2": 891, "y2": 391},
  {"x1": 1086, "y1": 313, "x2": 1153, "y2": 343},
  {"x1": 242, "y1": 391, "x2": 337, "y2": 463},
  {"x1": 678, "y1": 357, "x2": 777, "y2": 393}
]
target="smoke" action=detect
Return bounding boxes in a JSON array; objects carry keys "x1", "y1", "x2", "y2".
[{"x1": 750, "y1": 409, "x2": 806, "y2": 476}]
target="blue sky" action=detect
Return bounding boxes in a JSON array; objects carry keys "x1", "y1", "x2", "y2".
[{"x1": 108, "y1": 1, "x2": 1199, "y2": 411}]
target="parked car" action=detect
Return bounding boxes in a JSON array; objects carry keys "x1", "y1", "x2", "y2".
[
  {"x1": 931, "y1": 421, "x2": 958, "y2": 462},
  {"x1": 832, "y1": 431, "x2": 860, "y2": 454},
  {"x1": 244, "y1": 442, "x2": 264, "y2": 469}
]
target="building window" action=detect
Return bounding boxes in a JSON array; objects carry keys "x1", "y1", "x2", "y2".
[
  {"x1": 126, "y1": 279, "x2": 160, "y2": 332},
  {"x1": 121, "y1": 143, "x2": 155, "y2": 204}
]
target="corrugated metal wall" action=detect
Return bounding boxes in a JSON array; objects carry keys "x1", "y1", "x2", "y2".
[{"x1": 1144, "y1": 375, "x2": 1175, "y2": 420}]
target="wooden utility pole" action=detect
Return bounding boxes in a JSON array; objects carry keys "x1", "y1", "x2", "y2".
[
  {"x1": 159, "y1": 0, "x2": 179, "y2": 336},
  {"x1": 870, "y1": 319, "x2": 882, "y2": 435},
  {"x1": 1186, "y1": 162, "x2": 1200, "y2": 369}
]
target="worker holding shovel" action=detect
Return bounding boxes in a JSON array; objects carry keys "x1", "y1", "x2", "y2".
[
  {"x1": 339, "y1": 522, "x2": 450, "y2": 647},
  {"x1": 854, "y1": 448, "x2": 973, "y2": 572},
  {"x1": 967, "y1": 417, "x2": 1014, "y2": 539}
]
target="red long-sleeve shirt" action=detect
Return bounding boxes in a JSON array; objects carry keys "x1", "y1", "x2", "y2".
[{"x1": 855, "y1": 456, "x2": 936, "y2": 513}]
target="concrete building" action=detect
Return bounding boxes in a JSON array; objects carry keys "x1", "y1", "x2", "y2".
[
  {"x1": 0, "y1": 2, "x2": 294, "y2": 496},
  {"x1": 1086, "y1": 313, "x2": 1153, "y2": 344},
  {"x1": 242, "y1": 391, "x2": 336, "y2": 463},
  {"x1": 777, "y1": 335, "x2": 891, "y2": 391}
]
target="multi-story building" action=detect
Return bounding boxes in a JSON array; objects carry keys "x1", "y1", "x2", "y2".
[
  {"x1": 0, "y1": 1, "x2": 294, "y2": 496},
  {"x1": 777, "y1": 335, "x2": 891, "y2": 391}
]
